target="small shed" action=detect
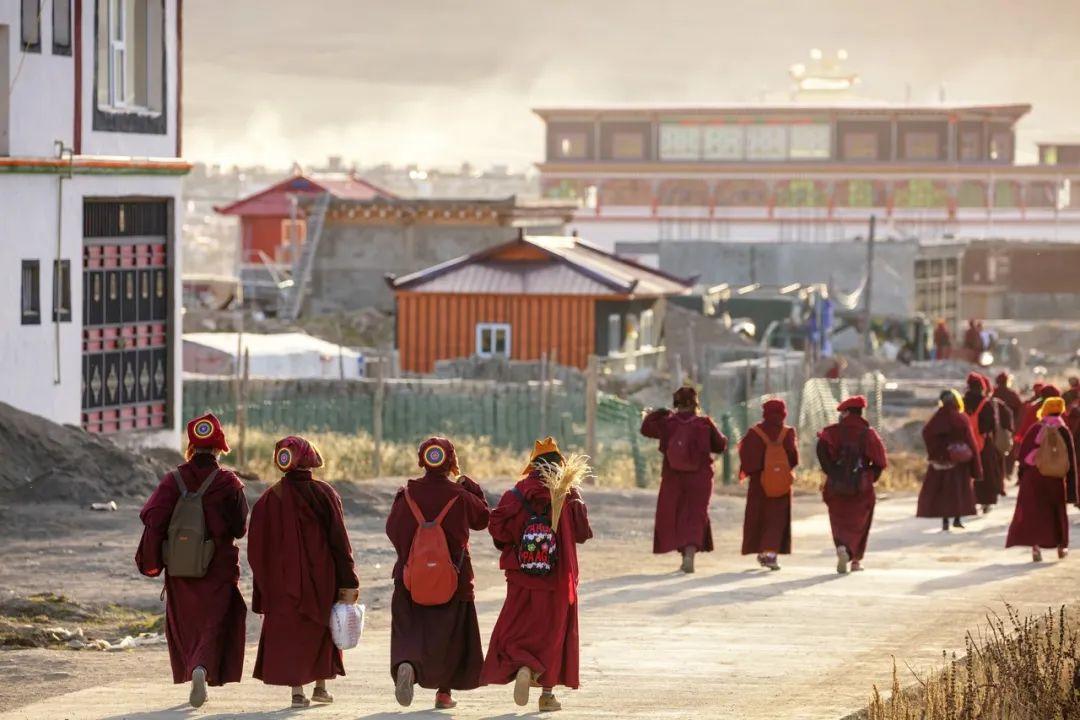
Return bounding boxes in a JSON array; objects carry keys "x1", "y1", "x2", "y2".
[
  {"x1": 388, "y1": 234, "x2": 695, "y2": 373},
  {"x1": 183, "y1": 332, "x2": 364, "y2": 379}
]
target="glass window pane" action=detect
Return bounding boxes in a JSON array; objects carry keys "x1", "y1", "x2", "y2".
[
  {"x1": 53, "y1": 0, "x2": 71, "y2": 48},
  {"x1": 746, "y1": 125, "x2": 787, "y2": 160},
  {"x1": 702, "y1": 126, "x2": 744, "y2": 160},
  {"x1": 789, "y1": 124, "x2": 830, "y2": 159},
  {"x1": 22, "y1": 0, "x2": 41, "y2": 48},
  {"x1": 659, "y1": 124, "x2": 701, "y2": 161}
]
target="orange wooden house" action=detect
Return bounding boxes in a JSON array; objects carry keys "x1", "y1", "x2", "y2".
[{"x1": 388, "y1": 234, "x2": 695, "y2": 373}]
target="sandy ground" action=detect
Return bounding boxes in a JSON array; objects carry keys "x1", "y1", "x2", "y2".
[{"x1": 1, "y1": 481, "x2": 1079, "y2": 720}]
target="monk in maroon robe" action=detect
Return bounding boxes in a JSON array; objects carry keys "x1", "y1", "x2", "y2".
[
  {"x1": 816, "y1": 396, "x2": 888, "y2": 573},
  {"x1": 916, "y1": 390, "x2": 981, "y2": 530},
  {"x1": 641, "y1": 386, "x2": 727, "y2": 573},
  {"x1": 962, "y1": 319, "x2": 984, "y2": 362},
  {"x1": 1015, "y1": 383, "x2": 1050, "y2": 446},
  {"x1": 933, "y1": 319, "x2": 952, "y2": 360},
  {"x1": 963, "y1": 373, "x2": 1011, "y2": 513},
  {"x1": 1006, "y1": 397, "x2": 1079, "y2": 561},
  {"x1": 481, "y1": 437, "x2": 593, "y2": 714},
  {"x1": 248, "y1": 436, "x2": 359, "y2": 708},
  {"x1": 1064, "y1": 377, "x2": 1080, "y2": 408},
  {"x1": 136, "y1": 413, "x2": 248, "y2": 709},
  {"x1": 387, "y1": 437, "x2": 490, "y2": 711},
  {"x1": 739, "y1": 398, "x2": 799, "y2": 570},
  {"x1": 993, "y1": 372, "x2": 1024, "y2": 477}
]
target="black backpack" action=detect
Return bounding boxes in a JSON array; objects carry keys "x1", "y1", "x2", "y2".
[
  {"x1": 510, "y1": 487, "x2": 557, "y2": 576},
  {"x1": 825, "y1": 427, "x2": 869, "y2": 497}
]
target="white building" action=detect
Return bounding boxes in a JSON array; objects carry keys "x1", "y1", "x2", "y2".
[{"x1": 0, "y1": 0, "x2": 186, "y2": 446}]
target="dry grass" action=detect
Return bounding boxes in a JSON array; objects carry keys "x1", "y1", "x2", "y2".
[
  {"x1": 865, "y1": 606, "x2": 1080, "y2": 720},
  {"x1": 226, "y1": 425, "x2": 645, "y2": 487},
  {"x1": 791, "y1": 451, "x2": 925, "y2": 494}
]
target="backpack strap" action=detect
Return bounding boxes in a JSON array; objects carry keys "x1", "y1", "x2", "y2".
[
  {"x1": 191, "y1": 469, "x2": 220, "y2": 498},
  {"x1": 170, "y1": 469, "x2": 186, "y2": 498},
  {"x1": 402, "y1": 487, "x2": 459, "y2": 527},
  {"x1": 751, "y1": 425, "x2": 786, "y2": 447},
  {"x1": 432, "y1": 496, "x2": 459, "y2": 527},
  {"x1": 510, "y1": 487, "x2": 544, "y2": 519}
]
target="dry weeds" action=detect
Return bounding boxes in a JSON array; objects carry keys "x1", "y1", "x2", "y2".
[{"x1": 866, "y1": 606, "x2": 1080, "y2": 720}]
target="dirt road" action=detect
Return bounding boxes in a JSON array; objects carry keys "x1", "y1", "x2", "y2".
[{"x1": 2, "y1": 483, "x2": 1079, "y2": 720}]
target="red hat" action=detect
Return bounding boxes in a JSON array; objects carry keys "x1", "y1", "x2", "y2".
[
  {"x1": 274, "y1": 436, "x2": 324, "y2": 473},
  {"x1": 1041, "y1": 384, "x2": 1061, "y2": 399},
  {"x1": 186, "y1": 413, "x2": 229, "y2": 454},
  {"x1": 418, "y1": 437, "x2": 459, "y2": 476},
  {"x1": 837, "y1": 395, "x2": 868, "y2": 412},
  {"x1": 762, "y1": 398, "x2": 787, "y2": 420},
  {"x1": 673, "y1": 386, "x2": 698, "y2": 407}
]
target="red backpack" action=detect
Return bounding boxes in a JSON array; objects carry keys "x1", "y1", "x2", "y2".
[
  {"x1": 666, "y1": 415, "x2": 704, "y2": 472},
  {"x1": 402, "y1": 489, "x2": 460, "y2": 606}
]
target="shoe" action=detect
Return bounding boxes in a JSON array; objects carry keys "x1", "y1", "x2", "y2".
[
  {"x1": 1033, "y1": 548, "x2": 1043, "y2": 562},
  {"x1": 680, "y1": 548, "x2": 696, "y2": 574},
  {"x1": 435, "y1": 691, "x2": 457, "y2": 710},
  {"x1": 189, "y1": 667, "x2": 208, "y2": 709},
  {"x1": 941, "y1": 519, "x2": 950, "y2": 532},
  {"x1": 836, "y1": 546, "x2": 850, "y2": 575},
  {"x1": 756, "y1": 553, "x2": 767, "y2": 567},
  {"x1": 953, "y1": 518, "x2": 965, "y2": 529},
  {"x1": 291, "y1": 693, "x2": 310, "y2": 709},
  {"x1": 312, "y1": 686, "x2": 333, "y2": 704},
  {"x1": 395, "y1": 663, "x2": 415, "y2": 707},
  {"x1": 1059, "y1": 546, "x2": 1069, "y2": 560},
  {"x1": 763, "y1": 554, "x2": 780, "y2": 571},
  {"x1": 982, "y1": 504, "x2": 993, "y2": 514},
  {"x1": 850, "y1": 560, "x2": 864, "y2": 572},
  {"x1": 514, "y1": 667, "x2": 533, "y2": 707},
  {"x1": 539, "y1": 693, "x2": 562, "y2": 712}
]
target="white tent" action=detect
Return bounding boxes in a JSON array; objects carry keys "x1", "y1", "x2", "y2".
[{"x1": 183, "y1": 332, "x2": 364, "y2": 379}]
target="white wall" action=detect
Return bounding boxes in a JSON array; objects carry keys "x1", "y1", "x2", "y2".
[
  {"x1": 79, "y1": 0, "x2": 179, "y2": 158},
  {"x1": 0, "y1": 0, "x2": 76, "y2": 156},
  {"x1": 0, "y1": 171, "x2": 184, "y2": 448}
]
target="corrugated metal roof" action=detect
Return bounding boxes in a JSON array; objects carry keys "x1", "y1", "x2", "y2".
[
  {"x1": 215, "y1": 174, "x2": 396, "y2": 217},
  {"x1": 391, "y1": 235, "x2": 694, "y2": 297}
]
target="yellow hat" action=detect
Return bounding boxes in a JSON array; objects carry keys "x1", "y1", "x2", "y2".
[
  {"x1": 523, "y1": 436, "x2": 562, "y2": 475},
  {"x1": 1039, "y1": 396, "x2": 1066, "y2": 419}
]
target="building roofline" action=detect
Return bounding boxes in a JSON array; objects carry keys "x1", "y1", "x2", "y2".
[{"x1": 532, "y1": 102, "x2": 1032, "y2": 120}]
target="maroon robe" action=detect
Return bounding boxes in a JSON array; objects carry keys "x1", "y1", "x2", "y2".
[
  {"x1": 248, "y1": 471, "x2": 359, "y2": 687},
  {"x1": 964, "y1": 390, "x2": 1012, "y2": 506},
  {"x1": 739, "y1": 421, "x2": 799, "y2": 555},
  {"x1": 916, "y1": 406, "x2": 981, "y2": 518},
  {"x1": 1005, "y1": 420, "x2": 1079, "y2": 549},
  {"x1": 481, "y1": 472, "x2": 593, "y2": 690},
  {"x1": 993, "y1": 384, "x2": 1024, "y2": 476},
  {"x1": 386, "y1": 472, "x2": 490, "y2": 691},
  {"x1": 136, "y1": 456, "x2": 248, "y2": 686},
  {"x1": 816, "y1": 415, "x2": 888, "y2": 561},
  {"x1": 640, "y1": 409, "x2": 728, "y2": 554}
]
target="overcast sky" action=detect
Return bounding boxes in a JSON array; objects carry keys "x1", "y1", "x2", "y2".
[{"x1": 183, "y1": 0, "x2": 1080, "y2": 170}]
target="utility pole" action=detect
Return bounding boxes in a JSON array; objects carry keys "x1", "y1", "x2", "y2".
[{"x1": 862, "y1": 215, "x2": 876, "y2": 355}]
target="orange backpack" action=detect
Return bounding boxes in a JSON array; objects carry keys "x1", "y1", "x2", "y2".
[
  {"x1": 402, "y1": 489, "x2": 460, "y2": 606},
  {"x1": 969, "y1": 398, "x2": 988, "y2": 454},
  {"x1": 751, "y1": 426, "x2": 794, "y2": 498}
]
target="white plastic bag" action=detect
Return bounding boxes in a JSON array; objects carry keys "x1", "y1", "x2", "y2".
[{"x1": 329, "y1": 602, "x2": 365, "y2": 650}]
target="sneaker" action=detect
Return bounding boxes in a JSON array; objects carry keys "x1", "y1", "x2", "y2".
[
  {"x1": 982, "y1": 504, "x2": 993, "y2": 514},
  {"x1": 836, "y1": 546, "x2": 850, "y2": 575},
  {"x1": 763, "y1": 553, "x2": 780, "y2": 571},
  {"x1": 435, "y1": 691, "x2": 457, "y2": 710},
  {"x1": 395, "y1": 663, "x2": 415, "y2": 707},
  {"x1": 189, "y1": 667, "x2": 208, "y2": 709},
  {"x1": 953, "y1": 518, "x2": 965, "y2": 529},
  {"x1": 1033, "y1": 548, "x2": 1043, "y2": 562},
  {"x1": 539, "y1": 693, "x2": 562, "y2": 713},
  {"x1": 291, "y1": 693, "x2": 310, "y2": 709},
  {"x1": 312, "y1": 686, "x2": 333, "y2": 704},
  {"x1": 680, "y1": 548, "x2": 696, "y2": 574},
  {"x1": 756, "y1": 553, "x2": 767, "y2": 567},
  {"x1": 514, "y1": 667, "x2": 533, "y2": 707}
]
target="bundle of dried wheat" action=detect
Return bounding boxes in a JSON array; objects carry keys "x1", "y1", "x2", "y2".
[{"x1": 539, "y1": 453, "x2": 593, "y2": 529}]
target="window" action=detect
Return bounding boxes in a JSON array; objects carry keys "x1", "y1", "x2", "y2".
[
  {"x1": 52, "y1": 0, "x2": 71, "y2": 55},
  {"x1": 22, "y1": 0, "x2": 41, "y2": 51},
  {"x1": 611, "y1": 131, "x2": 645, "y2": 160},
  {"x1": 95, "y1": 0, "x2": 165, "y2": 128},
  {"x1": 703, "y1": 126, "x2": 745, "y2": 160},
  {"x1": 659, "y1": 124, "x2": 701, "y2": 160},
  {"x1": 746, "y1": 125, "x2": 787, "y2": 160},
  {"x1": 639, "y1": 309, "x2": 655, "y2": 348},
  {"x1": 903, "y1": 131, "x2": 941, "y2": 161},
  {"x1": 476, "y1": 323, "x2": 510, "y2": 359},
  {"x1": 1043, "y1": 146, "x2": 1058, "y2": 166},
  {"x1": 841, "y1": 131, "x2": 879, "y2": 161},
  {"x1": 959, "y1": 130, "x2": 982, "y2": 161},
  {"x1": 52, "y1": 259, "x2": 71, "y2": 321},
  {"x1": 845, "y1": 180, "x2": 876, "y2": 207},
  {"x1": 21, "y1": 260, "x2": 40, "y2": 325},
  {"x1": 554, "y1": 131, "x2": 588, "y2": 160},
  {"x1": 607, "y1": 313, "x2": 622, "y2": 355},
  {"x1": 789, "y1": 124, "x2": 831, "y2": 159}
]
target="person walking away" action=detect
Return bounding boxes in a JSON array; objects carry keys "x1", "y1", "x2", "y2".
[
  {"x1": 136, "y1": 413, "x2": 248, "y2": 709},
  {"x1": 386, "y1": 437, "x2": 490, "y2": 710},
  {"x1": 962, "y1": 319, "x2": 984, "y2": 363},
  {"x1": 1063, "y1": 377, "x2": 1080, "y2": 407},
  {"x1": 933, "y1": 319, "x2": 953, "y2": 360},
  {"x1": 640, "y1": 386, "x2": 728, "y2": 573},
  {"x1": 1006, "y1": 396, "x2": 1079, "y2": 561},
  {"x1": 917, "y1": 390, "x2": 981, "y2": 530},
  {"x1": 481, "y1": 438, "x2": 593, "y2": 713},
  {"x1": 1015, "y1": 382, "x2": 1051, "y2": 446},
  {"x1": 993, "y1": 372, "x2": 1024, "y2": 477},
  {"x1": 248, "y1": 436, "x2": 359, "y2": 708},
  {"x1": 739, "y1": 399, "x2": 798, "y2": 571},
  {"x1": 964, "y1": 373, "x2": 1012, "y2": 513},
  {"x1": 816, "y1": 396, "x2": 888, "y2": 573}
]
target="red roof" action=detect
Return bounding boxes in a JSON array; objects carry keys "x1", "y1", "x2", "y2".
[
  {"x1": 215, "y1": 173, "x2": 397, "y2": 218},
  {"x1": 390, "y1": 235, "x2": 695, "y2": 297}
]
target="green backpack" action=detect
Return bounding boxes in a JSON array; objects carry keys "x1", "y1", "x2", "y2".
[{"x1": 162, "y1": 469, "x2": 218, "y2": 578}]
